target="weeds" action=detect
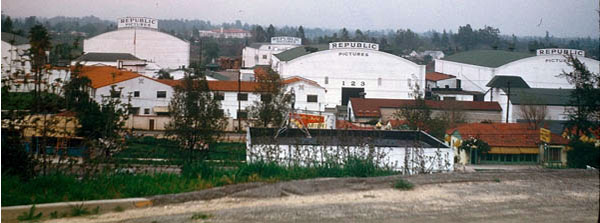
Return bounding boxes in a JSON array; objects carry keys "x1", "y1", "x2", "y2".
[
  {"x1": 393, "y1": 179, "x2": 414, "y2": 190},
  {"x1": 17, "y1": 204, "x2": 43, "y2": 221},
  {"x1": 70, "y1": 203, "x2": 90, "y2": 217},
  {"x1": 113, "y1": 205, "x2": 124, "y2": 212},
  {"x1": 191, "y1": 212, "x2": 212, "y2": 220},
  {"x1": 493, "y1": 178, "x2": 501, "y2": 183}
]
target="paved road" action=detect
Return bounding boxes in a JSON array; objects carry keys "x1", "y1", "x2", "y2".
[{"x1": 46, "y1": 169, "x2": 599, "y2": 223}]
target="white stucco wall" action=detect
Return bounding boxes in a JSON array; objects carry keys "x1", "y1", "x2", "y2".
[
  {"x1": 92, "y1": 76, "x2": 173, "y2": 116},
  {"x1": 242, "y1": 43, "x2": 300, "y2": 68},
  {"x1": 247, "y1": 144, "x2": 453, "y2": 173},
  {"x1": 275, "y1": 49, "x2": 426, "y2": 108},
  {"x1": 84, "y1": 29, "x2": 190, "y2": 70},
  {"x1": 1, "y1": 41, "x2": 31, "y2": 79}
]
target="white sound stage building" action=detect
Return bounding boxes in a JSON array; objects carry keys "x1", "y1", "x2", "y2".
[
  {"x1": 435, "y1": 49, "x2": 600, "y2": 93},
  {"x1": 271, "y1": 42, "x2": 426, "y2": 108},
  {"x1": 83, "y1": 17, "x2": 190, "y2": 71}
]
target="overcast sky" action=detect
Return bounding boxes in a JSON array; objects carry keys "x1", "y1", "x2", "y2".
[{"x1": 2, "y1": 0, "x2": 599, "y2": 38}]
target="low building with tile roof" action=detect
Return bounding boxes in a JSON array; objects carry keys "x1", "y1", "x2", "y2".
[
  {"x1": 347, "y1": 98, "x2": 502, "y2": 124},
  {"x1": 445, "y1": 122, "x2": 569, "y2": 166}
]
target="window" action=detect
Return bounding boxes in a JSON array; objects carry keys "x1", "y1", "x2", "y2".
[
  {"x1": 110, "y1": 90, "x2": 121, "y2": 98},
  {"x1": 144, "y1": 108, "x2": 150, "y2": 115},
  {"x1": 130, "y1": 107, "x2": 140, "y2": 115},
  {"x1": 214, "y1": 92, "x2": 224, "y2": 100},
  {"x1": 378, "y1": 78, "x2": 382, "y2": 86},
  {"x1": 261, "y1": 94, "x2": 272, "y2": 102},
  {"x1": 237, "y1": 110, "x2": 248, "y2": 119},
  {"x1": 133, "y1": 91, "x2": 140, "y2": 97},
  {"x1": 299, "y1": 84, "x2": 304, "y2": 90},
  {"x1": 444, "y1": 97, "x2": 456, "y2": 101},
  {"x1": 157, "y1": 91, "x2": 167, "y2": 98},
  {"x1": 547, "y1": 147, "x2": 561, "y2": 162},
  {"x1": 238, "y1": 93, "x2": 248, "y2": 101},
  {"x1": 325, "y1": 76, "x2": 329, "y2": 84},
  {"x1": 262, "y1": 55, "x2": 267, "y2": 59},
  {"x1": 307, "y1": 95, "x2": 318, "y2": 103}
]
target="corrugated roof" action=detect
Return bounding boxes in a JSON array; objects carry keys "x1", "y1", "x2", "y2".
[
  {"x1": 426, "y1": 72, "x2": 455, "y2": 81},
  {"x1": 274, "y1": 45, "x2": 329, "y2": 61},
  {"x1": 442, "y1": 50, "x2": 534, "y2": 68},
  {"x1": 79, "y1": 66, "x2": 142, "y2": 89},
  {"x1": 206, "y1": 71, "x2": 231, "y2": 81},
  {"x1": 75, "y1": 52, "x2": 141, "y2": 62},
  {"x1": 486, "y1": 75, "x2": 530, "y2": 88},
  {"x1": 1, "y1": 32, "x2": 29, "y2": 45},
  {"x1": 249, "y1": 127, "x2": 448, "y2": 148},
  {"x1": 350, "y1": 98, "x2": 502, "y2": 118},
  {"x1": 510, "y1": 88, "x2": 574, "y2": 106},
  {"x1": 447, "y1": 123, "x2": 569, "y2": 146}
]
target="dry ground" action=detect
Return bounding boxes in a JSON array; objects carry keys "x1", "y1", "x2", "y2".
[{"x1": 46, "y1": 169, "x2": 599, "y2": 223}]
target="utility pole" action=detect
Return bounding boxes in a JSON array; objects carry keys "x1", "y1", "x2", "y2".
[{"x1": 505, "y1": 81, "x2": 510, "y2": 123}]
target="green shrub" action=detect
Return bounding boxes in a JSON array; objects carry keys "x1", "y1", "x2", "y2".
[
  {"x1": 567, "y1": 140, "x2": 600, "y2": 168},
  {"x1": 70, "y1": 203, "x2": 90, "y2": 216},
  {"x1": 181, "y1": 161, "x2": 216, "y2": 179},
  {"x1": 393, "y1": 179, "x2": 414, "y2": 190},
  {"x1": 191, "y1": 212, "x2": 212, "y2": 220}
]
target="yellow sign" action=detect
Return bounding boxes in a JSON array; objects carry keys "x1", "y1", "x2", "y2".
[{"x1": 540, "y1": 128, "x2": 551, "y2": 143}]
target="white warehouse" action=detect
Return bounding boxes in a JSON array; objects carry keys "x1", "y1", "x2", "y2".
[
  {"x1": 271, "y1": 42, "x2": 426, "y2": 108},
  {"x1": 84, "y1": 17, "x2": 190, "y2": 70}
]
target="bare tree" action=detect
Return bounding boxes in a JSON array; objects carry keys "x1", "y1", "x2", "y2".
[{"x1": 518, "y1": 104, "x2": 548, "y2": 129}]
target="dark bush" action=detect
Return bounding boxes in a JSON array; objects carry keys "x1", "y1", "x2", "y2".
[{"x1": 567, "y1": 140, "x2": 599, "y2": 168}]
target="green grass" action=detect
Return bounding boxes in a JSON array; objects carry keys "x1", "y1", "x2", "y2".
[
  {"x1": 3, "y1": 157, "x2": 397, "y2": 207},
  {"x1": 393, "y1": 179, "x2": 414, "y2": 190}
]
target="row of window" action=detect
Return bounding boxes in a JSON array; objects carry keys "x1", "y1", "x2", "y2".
[
  {"x1": 116, "y1": 91, "x2": 318, "y2": 103},
  {"x1": 112, "y1": 91, "x2": 168, "y2": 99}
]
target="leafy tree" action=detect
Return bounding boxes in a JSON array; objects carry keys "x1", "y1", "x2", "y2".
[
  {"x1": 354, "y1": 29, "x2": 365, "y2": 42},
  {"x1": 456, "y1": 24, "x2": 474, "y2": 50},
  {"x1": 266, "y1": 24, "x2": 276, "y2": 40},
  {"x1": 28, "y1": 24, "x2": 52, "y2": 113},
  {"x1": 441, "y1": 30, "x2": 450, "y2": 48},
  {"x1": 248, "y1": 67, "x2": 292, "y2": 127},
  {"x1": 166, "y1": 74, "x2": 226, "y2": 161},
  {"x1": 340, "y1": 28, "x2": 350, "y2": 41},
  {"x1": 252, "y1": 25, "x2": 267, "y2": 42},
  {"x1": 431, "y1": 31, "x2": 441, "y2": 47},
  {"x1": 2, "y1": 16, "x2": 14, "y2": 33},
  {"x1": 156, "y1": 69, "x2": 173, "y2": 80},
  {"x1": 458, "y1": 137, "x2": 491, "y2": 163},
  {"x1": 296, "y1": 26, "x2": 306, "y2": 44},
  {"x1": 560, "y1": 56, "x2": 600, "y2": 137}
]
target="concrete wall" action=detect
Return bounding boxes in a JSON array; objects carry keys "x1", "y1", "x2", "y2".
[{"x1": 379, "y1": 107, "x2": 501, "y2": 123}]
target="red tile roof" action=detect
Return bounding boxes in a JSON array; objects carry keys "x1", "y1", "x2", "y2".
[
  {"x1": 447, "y1": 123, "x2": 569, "y2": 147},
  {"x1": 79, "y1": 66, "x2": 142, "y2": 89},
  {"x1": 157, "y1": 79, "x2": 266, "y2": 93},
  {"x1": 283, "y1": 76, "x2": 324, "y2": 88},
  {"x1": 336, "y1": 120, "x2": 374, "y2": 130},
  {"x1": 350, "y1": 98, "x2": 502, "y2": 118},
  {"x1": 426, "y1": 72, "x2": 455, "y2": 81}
]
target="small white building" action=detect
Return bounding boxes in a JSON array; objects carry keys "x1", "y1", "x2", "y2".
[
  {"x1": 241, "y1": 36, "x2": 303, "y2": 68},
  {"x1": 199, "y1": 28, "x2": 252, "y2": 39},
  {"x1": 247, "y1": 128, "x2": 453, "y2": 173},
  {"x1": 2, "y1": 32, "x2": 31, "y2": 80}
]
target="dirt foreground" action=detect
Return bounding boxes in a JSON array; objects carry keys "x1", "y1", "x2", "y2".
[{"x1": 46, "y1": 169, "x2": 599, "y2": 223}]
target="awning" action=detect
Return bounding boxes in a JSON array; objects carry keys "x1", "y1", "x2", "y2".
[
  {"x1": 153, "y1": 106, "x2": 169, "y2": 113},
  {"x1": 488, "y1": 147, "x2": 539, "y2": 154}
]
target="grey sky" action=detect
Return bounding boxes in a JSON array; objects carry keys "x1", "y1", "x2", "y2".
[{"x1": 2, "y1": 0, "x2": 599, "y2": 38}]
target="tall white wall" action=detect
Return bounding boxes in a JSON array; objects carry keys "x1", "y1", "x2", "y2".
[
  {"x1": 84, "y1": 29, "x2": 189, "y2": 70},
  {"x1": 1, "y1": 41, "x2": 31, "y2": 79},
  {"x1": 277, "y1": 49, "x2": 426, "y2": 108}
]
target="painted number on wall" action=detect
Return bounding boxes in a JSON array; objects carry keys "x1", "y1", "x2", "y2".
[{"x1": 342, "y1": 81, "x2": 366, "y2": 87}]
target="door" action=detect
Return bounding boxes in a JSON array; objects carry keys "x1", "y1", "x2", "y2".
[
  {"x1": 149, "y1": 119, "x2": 155, "y2": 131},
  {"x1": 341, "y1": 87, "x2": 365, "y2": 106},
  {"x1": 470, "y1": 149, "x2": 478, "y2": 164}
]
